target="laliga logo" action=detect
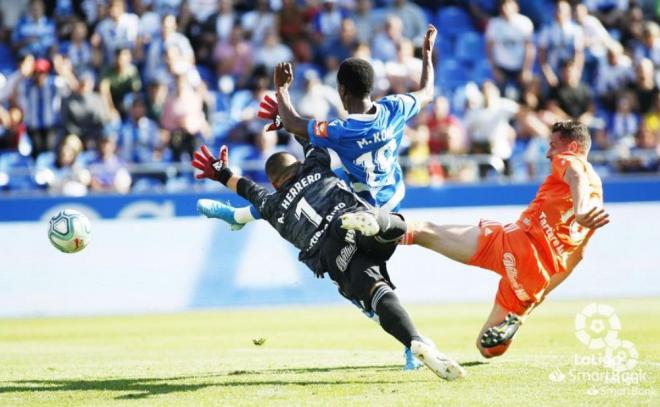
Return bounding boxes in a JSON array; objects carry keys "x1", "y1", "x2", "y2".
[{"x1": 574, "y1": 303, "x2": 638, "y2": 372}]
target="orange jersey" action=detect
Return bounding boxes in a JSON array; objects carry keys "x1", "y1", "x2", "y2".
[{"x1": 517, "y1": 152, "x2": 603, "y2": 275}]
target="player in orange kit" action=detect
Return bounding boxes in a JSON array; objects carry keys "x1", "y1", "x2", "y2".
[{"x1": 401, "y1": 121, "x2": 610, "y2": 358}]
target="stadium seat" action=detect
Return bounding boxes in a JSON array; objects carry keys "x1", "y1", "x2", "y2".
[
  {"x1": 435, "y1": 35, "x2": 455, "y2": 59},
  {"x1": 196, "y1": 65, "x2": 216, "y2": 89},
  {"x1": 436, "y1": 7, "x2": 474, "y2": 38},
  {"x1": 471, "y1": 60, "x2": 494, "y2": 84},
  {"x1": 455, "y1": 31, "x2": 486, "y2": 65},
  {"x1": 436, "y1": 58, "x2": 469, "y2": 91},
  {"x1": 0, "y1": 151, "x2": 36, "y2": 191},
  {"x1": 476, "y1": 0, "x2": 498, "y2": 14},
  {"x1": 0, "y1": 44, "x2": 15, "y2": 72}
]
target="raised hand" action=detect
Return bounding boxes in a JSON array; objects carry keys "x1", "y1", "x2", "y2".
[
  {"x1": 575, "y1": 207, "x2": 610, "y2": 230},
  {"x1": 274, "y1": 62, "x2": 293, "y2": 89},
  {"x1": 192, "y1": 145, "x2": 229, "y2": 181},
  {"x1": 423, "y1": 24, "x2": 437, "y2": 58},
  {"x1": 257, "y1": 94, "x2": 283, "y2": 131}
]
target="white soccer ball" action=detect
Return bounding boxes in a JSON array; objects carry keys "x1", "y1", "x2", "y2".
[{"x1": 47, "y1": 209, "x2": 92, "y2": 253}]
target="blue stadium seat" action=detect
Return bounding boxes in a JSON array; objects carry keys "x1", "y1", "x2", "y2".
[
  {"x1": 476, "y1": 0, "x2": 498, "y2": 15},
  {"x1": 0, "y1": 151, "x2": 36, "y2": 191},
  {"x1": 471, "y1": 60, "x2": 494, "y2": 84},
  {"x1": 0, "y1": 44, "x2": 15, "y2": 72},
  {"x1": 436, "y1": 58, "x2": 469, "y2": 91},
  {"x1": 436, "y1": 7, "x2": 474, "y2": 38},
  {"x1": 196, "y1": 65, "x2": 216, "y2": 89},
  {"x1": 455, "y1": 31, "x2": 486, "y2": 65},
  {"x1": 435, "y1": 35, "x2": 455, "y2": 59}
]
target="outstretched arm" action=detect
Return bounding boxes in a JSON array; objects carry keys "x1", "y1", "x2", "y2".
[
  {"x1": 410, "y1": 25, "x2": 437, "y2": 108},
  {"x1": 273, "y1": 62, "x2": 310, "y2": 138},
  {"x1": 563, "y1": 160, "x2": 609, "y2": 229}
]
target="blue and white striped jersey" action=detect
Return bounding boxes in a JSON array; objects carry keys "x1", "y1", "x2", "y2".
[
  {"x1": 306, "y1": 93, "x2": 420, "y2": 211},
  {"x1": 17, "y1": 76, "x2": 67, "y2": 129}
]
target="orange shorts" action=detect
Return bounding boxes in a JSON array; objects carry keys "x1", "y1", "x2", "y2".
[{"x1": 468, "y1": 220, "x2": 553, "y2": 315}]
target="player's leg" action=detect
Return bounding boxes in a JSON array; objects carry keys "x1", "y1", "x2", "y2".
[
  {"x1": 402, "y1": 221, "x2": 480, "y2": 264},
  {"x1": 476, "y1": 279, "x2": 528, "y2": 358},
  {"x1": 196, "y1": 199, "x2": 261, "y2": 230},
  {"x1": 337, "y1": 210, "x2": 422, "y2": 370},
  {"x1": 345, "y1": 255, "x2": 465, "y2": 380}
]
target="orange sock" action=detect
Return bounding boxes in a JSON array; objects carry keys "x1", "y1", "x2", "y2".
[{"x1": 400, "y1": 230, "x2": 415, "y2": 245}]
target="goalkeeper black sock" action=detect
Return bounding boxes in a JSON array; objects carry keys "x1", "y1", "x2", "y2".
[{"x1": 372, "y1": 286, "x2": 421, "y2": 348}]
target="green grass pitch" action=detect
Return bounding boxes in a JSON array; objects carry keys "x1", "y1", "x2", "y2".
[{"x1": 0, "y1": 299, "x2": 658, "y2": 406}]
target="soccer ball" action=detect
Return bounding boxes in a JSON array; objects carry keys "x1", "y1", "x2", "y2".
[{"x1": 48, "y1": 209, "x2": 92, "y2": 253}]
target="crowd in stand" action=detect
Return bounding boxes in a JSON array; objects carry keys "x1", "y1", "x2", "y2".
[{"x1": 0, "y1": 0, "x2": 658, "y2": 195}]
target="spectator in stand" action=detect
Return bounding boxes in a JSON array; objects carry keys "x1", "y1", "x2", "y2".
[
  {"x1": 227, "y1": 69, "x2": 270, "y2": 142},
  {"x1": 352, "y1": 0, "x2": 384, "y2": 44},
  {"x1": 253, "y1": 28, "x2": 294, "y2": 72},
  {"x1": 242, "y1": 125, "x2": 281, "y2": 184},
  {"x1": 240, "y1": 0, "x2": 275, "y2": 45},
  {"x1": 372, "y1": 15, "x2": 404, "y2": 63},
  {"x1": 119, "y1": 95, "x2": 170, "y2": 163},
  {"x1": 100, "y1": 47, "x2": 142, "y2": 120},
  {"x1": 296, "y1": 69, "x2": 345, "y2": 121},
  {"x1": 485, "y1": 0, "x2": 535, "y2": 98},
  {"x1": 144, "y1": 14, "x2": 195, "y2": 83},
  {"x1": 595, "y1": 42, "x2": 635, "y2": 111},
  {"x1": 516, "y1": 78, "x2": 552, "y2": 140},
  {"x1": 463, "y1": 81, "x2": 519, "y2": 166},
  {"x1": 423, "y1": 96, "x2": 467, "y2": 155},
  {"x1": 322, "y1": 18, "x2": 359, "y2": 74},
  {"x1": 620, "y1": 4, "x2": 645, "y2": 48},
  {"x1": 575, "y1": 3, "x2": 613, "y2": 63},
  {"x1": 61, "y1": 71, "x2": 110, "y2": 147},
  {"x1": 63, "y1": 20, "x2": 95, "y2": 73},
  {"x1": 386, "y1": 0, "x2": 427, "y2": 46},
  {"x1": 538, "y1": 0, "x2": 584, "y2": 88},
  {"x1": 312, "y1": 0, "x2": 349, "y2": 46},
  {"x1": 385, "y1": 40, "x2": 422, "y2": 94},
  {"x1": 213, "y1": 25, "x2": 254, "y2": 89},
  {"x1": 37, "y1": 134, "x2": 88, "y2": 194},
  {"x1": 0, "y1": 54, "x2": 34, "y2": 103},
  {"x1": 634, "y1": 22, "x2": 660, "y2": 67},
  {"x1": 11, "y1": 0, "x2": 55, "y2": 58},
  {"x1": 160, "y1": 64, "x2": 209, "y2": 161},
  {"x1": 546, "y1": 59, "x2": 594, "y2": 124},
  {"x1": 186, "y1": 0, "x2": 218, "y2": 23},
  {"x1": 89, "y1": 134, "x2": 132, "y2": 194},
  {"x1": 278, "y1": 0, "x2": 307, "y2": 43},
  {"x1": 617, "y1": 124, "x2": 659, "y2": 172},
  {"x1": 14, "y1": 57, "x2": 77, "y2": 158},
  {"x1": 0, "y1": 106, "x2": 27, "y2": 152},
  {"x1": 92, "y1": 0, "x2": 139, "y2": 64},
  {"x1": 133, "y1": 0, "x2": 162, "y2": 43},
  {"x1": 626, "y1": 58, "x2": 658, "y2": 115},
  {"x1": 202, "y1": 0, "x2": 237, "y2": 45},
  {"x1": 609, "y1": 95, "x2": 639, "y2": 146},
  {"x1": 643, "y1": 92, "x2": 660, "y2": 135},
  {"x1": 402, "y1": 123, "x2": 439, "y2": 186},
  {"x1": 37, "y1": 133, "x2": 91, "y2": 196},
  {"x1": 585, "y1": 0, "x2": 629, "y2": 29}
]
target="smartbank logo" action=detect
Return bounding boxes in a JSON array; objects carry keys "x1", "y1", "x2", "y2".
[{"x1": 547, "y1": 303, "x2": 654, "y2": 398}]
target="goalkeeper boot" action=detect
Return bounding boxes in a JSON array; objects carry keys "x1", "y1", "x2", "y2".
[
  {"x1": 410, "y1": 339, "x2": 466, "y2": 381},
  {"x1": 197, "y1": 199, "x2": 245, "y2": 231},
  {"x1": 480, "y1": 313, "x2": 522, "y2": 350},
  {"x1": 339, "y1": 211, "x2": 379, "y2": 236}
]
